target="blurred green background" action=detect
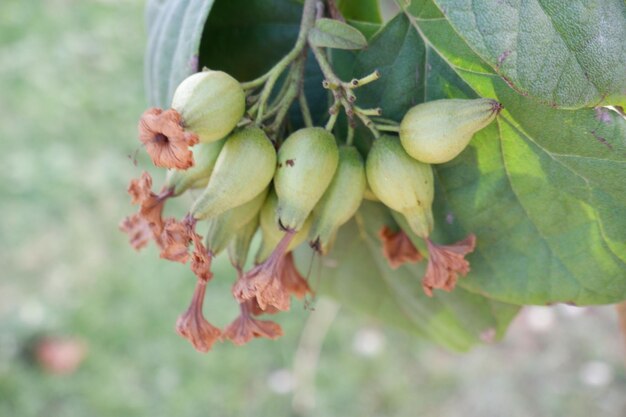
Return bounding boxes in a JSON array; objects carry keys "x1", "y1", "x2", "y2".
[{"x1": 1, "y1": 1, "x2": 626, "y2": 416}]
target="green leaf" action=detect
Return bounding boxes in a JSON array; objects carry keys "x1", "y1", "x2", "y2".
[
  {"x1": 198, "y1": 0, "x2": 302, "y2": 82},
  {"x1": 198, "y1": 0, "x2": 329, "y2": 125},
  {"x1": 301, "y1": 201, "x2": 519, "y2": 352},
  {"x1": 144, "y1": 0, "x2": 215, "y2": 108},
  {"x1": 337, "y1": 0, "x2": 381, "y2": 23},
  {"x1": 352, "y1": 14, "x2": 425, "y2": 120},
  {"x1": 391, "y1": 3, "x2": 626, "y2": 305},
  {"x1": 309, "y1": 18, "x2": 368, "y2": 50},
  {"x1": 433, "y1": 0, "x2": 626, "y2": 109},
  {"x1": 347, "y1": 20, "x2": 382, "y2": 40}
]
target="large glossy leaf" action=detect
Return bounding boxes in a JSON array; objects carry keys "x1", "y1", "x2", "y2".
[
  {"x1": 382, "y1": 3, "x2": 626, "y2": 305},
  {"x1": 433, "y1": 0, "x2": 626, "y2": 109},
  {"x1": 300, "y1": 202, "x2": 519, "y2": 352},
  {"x1": 144, "y1": 0, "x2": 214, "y2": 108}
]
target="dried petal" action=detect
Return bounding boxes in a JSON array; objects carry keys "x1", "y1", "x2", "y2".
[
  {"x1": 139, "y1": 194, "x2": 167, "y2": 235},
  {"x1": 279, "y1": 252, "x2": 311, "y2": 299},
  {"x1": 176, "y1": 280, "x2": 221, "y2": 353},
  {"x1": 119, "y1": 214, "x2": 152, "y2": 250},
  {"x1": 422, "y1": 234, "x2": 476, "y2": 296},
  {"x1": 159, "y1": 218, "x2": 193, "y2": 263},
  {"x1": 127, "y1": 171, "x2": 153, "y2": 205},
  {"x1": 139, "y1": 108, "x2": 199, "y2": 169},
  {"x1": 232, "y1": 231, "x2": 295, "y2": 312},
  {"x1": 379, "y1": 226, "x2": 423, "y2": 269},
  {"x1": 249, "y1": 297, "x2": 279, "y2": 316},
  {"x1": 125, "y1": 172, "x2": 171, "y2": 237},
  {"x1": 190, "y1": 232, "x2": 213, "y2": 282},
  {"x1": 222, "y1": 300, "x2": 283, "y2": 346}
]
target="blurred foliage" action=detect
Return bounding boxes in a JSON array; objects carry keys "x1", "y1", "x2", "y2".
[{"x1": 1, "y1": 1, "x2": 626, "y2": 417}]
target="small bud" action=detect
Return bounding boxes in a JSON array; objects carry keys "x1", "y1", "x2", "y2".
[
  {"x1": 256, "y1": 190, "x2": 312, "y2": 264},
  {"x1": 165, "y1": 139, "x2": 226, "y2": 196},
  {"x1": 399, "y1": 98, "x2": 501, "y2": 164},
  {"x1": 191, "y1": 127, "x2": 276, "y2": 220},
  {"x1": 366, "y1": 135, "x2": 434, "y2": 238},
  {"x1": 171, "y1": 70, "x2": 245, "y2": 143},
  {"x1": 274, "y1": 127, "x2": 339, "y2": 231},
  {"x1": 309, "y1": 146, "x2": 366, "y2": 254},
  {"x1": 203, "y1": 187, "x2": 268, "y2": 256}
]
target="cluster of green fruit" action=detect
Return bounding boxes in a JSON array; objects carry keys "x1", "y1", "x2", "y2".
[{"x1": 121, "y1": 68, "x2": 501, "y2": 353}]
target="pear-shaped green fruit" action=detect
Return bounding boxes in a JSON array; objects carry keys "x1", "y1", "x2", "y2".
[
  {"x1": 165, "y1": 139, "x2": 225, "y2": 196},
  {"x1": 203, "y1": 187, "x2": 268, "y2": 256},
  {"x1": 366, "y1": 135, "x2": 434, "y2": 238},
  {"x1": 171, "y1": 70, "x2": 245, "y2": 143},
  {"x1": 228, "y1": 215, "x2": 260, "y2": 271},
  {"x1": 191, "y1": 127, "x2": 276, "y2": 220},
  {"x1": 309, "y1": 146, "x2": 366, "y2": 254},
  {"x1": 255, "y1": 190, "x2": 312, "y2": 263},
  {"x1": 399, "y1": 98, "x2": 501, "y2": 164},
  {"x1": 274, "y1": 127, "x2": 339, "y2": 231}
]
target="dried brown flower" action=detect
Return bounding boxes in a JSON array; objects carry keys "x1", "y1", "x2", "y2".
[
  {"x1": 422, "y1": 234, "x2": 476, "y2": 296},
  {"x1": 159, "y1": 218, "x2": 194, "y2": 263},
  {"x1": 121, "y1": 172, "x2": 172, "y2": 248},
  {"x1": 138, "y1": 107, "x2": 199, "y2": 169},
  {"x1": 127, "y1": 171, "x2": 153, "y2": 205},
  {"x1": 232, "y1": 231, "x2": 295, "y2": 312},
  {"x1": 379, "y1": 226, "x2": 423, "y2": 269},
  {"x1": 190, "y1": 232, "x2": 213, "y2": 282},
  {"x1": 176, "y1": 280, "x2": 221, "y2": 353},
  {"x1": 222, "y1": 300, "x2": 283, "y2": 346},
  {"x1": 279, "y1": 252, "x2": 311, "y2": 299},
  {"x1": 119, "y1": 214, "x2": 152, "y2": 250},
  {"x1": 249, "y1": 297, "x2": 280, "y2": 316}
]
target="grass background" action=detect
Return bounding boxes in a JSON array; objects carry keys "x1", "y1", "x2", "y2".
[{"x1": 1, "y1": 0, "x2": 625, "y2": 416}]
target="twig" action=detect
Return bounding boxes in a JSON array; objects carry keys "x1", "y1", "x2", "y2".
[
  {"x1": 616, "y1": 301, "x2": 626, "y2": 362},
  {"x1": 291, "y1": 298, "x2": 341, "y2": 415}
]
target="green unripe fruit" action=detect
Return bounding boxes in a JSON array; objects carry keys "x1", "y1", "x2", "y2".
[
  {"x1": 309, "y1": 146, "x2": 366, "y2": 254},
  {"x1": 228, "y1": 215, "x2": 260, "y2": 271},
  {"x1": 203, "y1": 187, "x2": 268, "y2": 256},
  {"x1": 165, "y1": 139, "x2": 225, "y2": 196},
  {"x1": 256, "y1": 190, "x2": 312, "y2": 263},
  {"x1": 274, "y1": 127, "x2": 339, "y2": 231},
  {"x1": 366, "y1": 135, "x2": 434, "y2": 238},
  {"x1": 191, "y1": 127, "x2": 276, "y2": 220},
  {"x1": 399, "y1": 98, "x2": 501, "y2": 164},
  {"x1": 171, "y1": 70, "x2": 245, "y2": 143}
]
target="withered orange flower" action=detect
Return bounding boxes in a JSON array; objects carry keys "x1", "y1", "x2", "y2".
[
  {"x1": 190, "y1": 232, "x2": 213, "y2": 282},
  {"x1": 422, "y1": 234, "x2": 476, "y2": 297},
  {"x1": 279, "y1": 252, "x2": 311, "y2": 299},
  {"x1": 122, "y1": 172, "x2": 172, "y2": 248},
  {"x1": 222, "y1": 300, "x2": 283, "y2": 346},
  {"x1": 128, "y1": 171, "x2": 153, "y2": 205},
  {"x1": 119, "y1": 214, "x2": 152, "y2": 250},
  {"x1": 159, "y1": 218, "x2": 194, "y2": 263},
  {"x1": 176, "y1": 280, "x2": 221, "y2": 353},
  {"x1": 249, "y1": 297, "x2": 279, "y2": 316},
  {"x1": 138, "y1": 107, "x2": 199, "y2": 169},
  {"x1": 232, "y1": 231, "x2": 295, "y2": 312},
  {"x1": 379, "y1": 226, "x2": 423, "y2": 269}
]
